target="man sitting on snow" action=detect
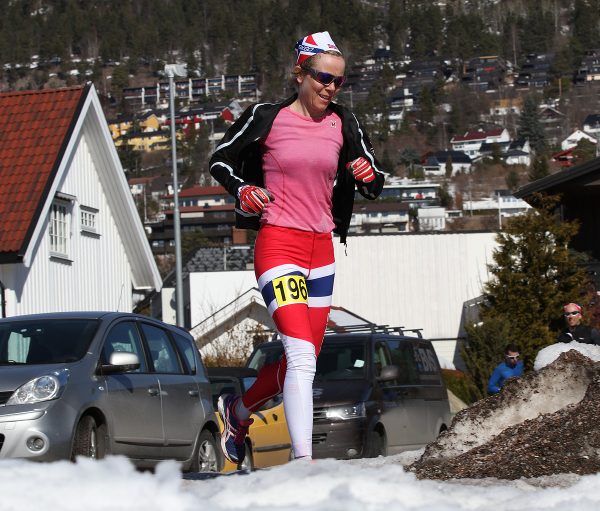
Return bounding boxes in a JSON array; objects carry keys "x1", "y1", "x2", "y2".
[
  {"x1": 487, "y1": 343, "x2": 524, "y2": 395},
  {"x1": 556, "y1": 302, "x2": 600, "y2": 345}
]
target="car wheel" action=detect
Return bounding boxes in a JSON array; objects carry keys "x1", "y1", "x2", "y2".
[
  {"x1": 72, "y1": 415, "x2": 106, "y2": 460},
  {"x1": 194, "y1": 430, "x2": 222, "y2": 473},
  {"x1": 364, "y1": 429, "x2": 386, "y2": 458},
  {"x1": 238, "y1": 440, "x2": 254, "y2": 471}
]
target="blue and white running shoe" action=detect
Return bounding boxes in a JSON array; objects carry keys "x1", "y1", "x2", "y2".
[{"x1": 217, "y1": 394, "x2": 254, "y2": 464}]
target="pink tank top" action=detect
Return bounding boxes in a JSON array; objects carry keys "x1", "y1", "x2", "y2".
[{"x1": 260, "y1": 107, "x2": 343, "y2": 232}]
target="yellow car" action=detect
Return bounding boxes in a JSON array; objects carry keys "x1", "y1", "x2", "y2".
[{"x1": 207, "y1": 367, "x2": 292, "y2": 471}]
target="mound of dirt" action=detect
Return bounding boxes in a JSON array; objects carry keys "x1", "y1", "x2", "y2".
[{"x1": 408, "y1": 350, "x2": 600, "y2": 480}]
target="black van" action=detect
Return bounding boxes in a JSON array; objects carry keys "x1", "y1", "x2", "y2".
[{"x1": 246, "y1": 327, "x2": 452, "y2": 459}]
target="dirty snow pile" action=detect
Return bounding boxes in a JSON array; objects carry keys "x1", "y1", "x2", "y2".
[{"x1": 409, "y1": 342, "x2": 600, "y2": 480}]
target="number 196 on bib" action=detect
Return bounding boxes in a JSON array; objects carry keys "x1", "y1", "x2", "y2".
[{"x1": 272, "y1": 275, "x2": 308, "y2": 306}]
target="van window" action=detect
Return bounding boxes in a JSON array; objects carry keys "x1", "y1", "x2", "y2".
[
  {"x1": 385, "y1": 339, "x2": 419, "y2": 385},
  {"x1": 412, "y1": 343, "x2": 442, "y2": 385}
]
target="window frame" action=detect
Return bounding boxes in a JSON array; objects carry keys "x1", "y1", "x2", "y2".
[
  {"x1": 80, "y1": 205, "x2": 99, "y2": 236},
  {"x1": 49, "y1": 197, "x2": 73, "y2": 259}
]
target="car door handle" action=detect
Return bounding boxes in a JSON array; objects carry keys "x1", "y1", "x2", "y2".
[
  {"x1": 148, "y1": 387, "x2": 160, "y2": 396},
  {"x1": 188, "y1": 390, "x2": 199, "y2": 397}
]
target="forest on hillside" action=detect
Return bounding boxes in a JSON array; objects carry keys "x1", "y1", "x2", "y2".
[{"x1": 1, "y1": 0, "x2": 600, "y2": 100}]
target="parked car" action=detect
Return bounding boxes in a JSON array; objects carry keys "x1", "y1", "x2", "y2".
[
  {"x1": 246, "y1": 326, "x2": 452, "y2": 459},
  {"x1": 0, "y1": 311, "x2": 221, "y2": 472},
  {"x1": 207, "y1": 367, "x2": 291, "y2": 471}
]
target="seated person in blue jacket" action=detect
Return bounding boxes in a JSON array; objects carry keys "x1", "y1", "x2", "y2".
[{"x1": 487, "y1": 343, "x2": 524, "y2": 395}]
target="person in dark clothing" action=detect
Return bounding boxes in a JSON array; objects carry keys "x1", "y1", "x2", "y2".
[
  {"x1": 556, "y1": 302, "x2": 600, "y2": 345},
  {"x1": 488, "y1": 343, "x2": 524, "y2": 395}
]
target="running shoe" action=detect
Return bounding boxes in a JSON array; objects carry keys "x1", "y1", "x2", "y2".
[{"x1": 217, "y1": 394, "x2": 254, "y2": 464}]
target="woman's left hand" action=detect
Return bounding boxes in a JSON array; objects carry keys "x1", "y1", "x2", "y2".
[{"x1": 346, "y1": 157, "x2": 375, "y2": 183}]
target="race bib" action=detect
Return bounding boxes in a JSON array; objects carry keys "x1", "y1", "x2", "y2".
[{"x1": 272, "y1": 275, "x2": 308, "y2": 306}]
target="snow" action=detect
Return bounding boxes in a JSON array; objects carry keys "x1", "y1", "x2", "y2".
[
  {"x1": 534, "y1": 341, "x2": 600, "y2": 370},
  {"x1": 1, "y1": 451, "x2": 600, "y2": 511},
  {"x1": 2, "y1": 342, "x2": 600, "y2": 509}
]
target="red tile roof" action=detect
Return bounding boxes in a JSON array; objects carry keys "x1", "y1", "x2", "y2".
[
  {"x1": 451, "y1": 128, "x2": 504, "y2": 143},
  {"x1": 0, "y1": 86, "x2": 87, "y2": 258},
  {"x1": 171, "y1": 185, "x2": 227, "y2": 198}
]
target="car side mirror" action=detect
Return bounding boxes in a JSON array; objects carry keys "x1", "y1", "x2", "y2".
[
  {"x1": 377, "y1": 364, "x2": 400, "y2": 382},
  {"x1": 101, "y1": 351, "x2": 140, "y2": 374}
]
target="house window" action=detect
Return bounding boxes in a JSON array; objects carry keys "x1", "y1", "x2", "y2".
[
  {"x1": 49, "y1": 200, "x2": 71, "y2": 256},
  {"x1": 80, "y1": 206, "x2": 98, "y2": 234}
]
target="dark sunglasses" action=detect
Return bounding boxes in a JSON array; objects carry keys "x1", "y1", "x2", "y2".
[
  {"x1": 301, "y1": 65, "x2": 346, "y2": 88},
  {"x1": 564, "y1": 311, "x2": 580, "y2": 317}
]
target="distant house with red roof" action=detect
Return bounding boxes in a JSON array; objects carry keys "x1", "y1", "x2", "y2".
[
  {"x1": 0, "y1": 84, "x2": 161, "y2": 317},
  {"x1": 450, "y1": 127, "x2": 510, "y2": 159}
]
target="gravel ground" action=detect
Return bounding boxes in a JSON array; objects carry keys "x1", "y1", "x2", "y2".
[{"x1": 408, "y1": 350, "x2": 600, "y2": 480}]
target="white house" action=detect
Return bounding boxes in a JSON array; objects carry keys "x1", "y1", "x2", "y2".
[
  {"x1": 560, "y1": 129, "x2": 598, "y2": 151},
  {"x1": 450, "y1": 127, "x2": 510, "y2": 159},
  {"x1": 0, "y1": 84, "x2": 162, "y2": 317},
  {"x1": 422, "y1": 151, "x2": 472, "y2": 176}
]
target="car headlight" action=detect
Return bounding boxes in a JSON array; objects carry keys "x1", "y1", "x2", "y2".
[
  {"x1": 6, "y1": 369, "x2": 69, "y2": 405},
  {"x1": 325, "y1": 402, "x2": 366, "y2": 420}
]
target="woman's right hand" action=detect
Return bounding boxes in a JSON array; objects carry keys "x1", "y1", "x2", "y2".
[{"x1": 238, "y1": 185, "x2": 274, "y2": 214}]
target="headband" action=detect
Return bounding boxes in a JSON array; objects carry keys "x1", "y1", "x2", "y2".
[
  {"x1": 564, "y1": 302, "x2": 582, "y2": 312},
  {"x1": 294, "y1": 31, "x2": 342, "y2": 66}
]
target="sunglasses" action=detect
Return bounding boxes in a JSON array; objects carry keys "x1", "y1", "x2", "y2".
[
  {"x1": 564, "y1": 311, "x2": 580, "y2": 317},
  {"x1": 301, "y1": 65, "x2": 346, "y2": 88}
]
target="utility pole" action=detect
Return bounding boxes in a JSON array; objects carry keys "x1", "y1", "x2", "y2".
[{"x1": 165, "y1": 64, "x2": 187, "y2": 327}]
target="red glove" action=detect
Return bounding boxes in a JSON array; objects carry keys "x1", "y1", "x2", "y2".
[
  {"x1": 238, "y1": 185, "x2": 273, "y2": 214},
  {"x1": 346, "y1": 157, "x2": 375, "y2": 183}
]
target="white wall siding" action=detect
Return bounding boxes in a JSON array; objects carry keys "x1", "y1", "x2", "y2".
[
  {"x1": 332, "y1": 232, "x2": 497, "y2": 341},
  {"x1": 5, "y1": 132, "x2": 134, "y2": 315}
]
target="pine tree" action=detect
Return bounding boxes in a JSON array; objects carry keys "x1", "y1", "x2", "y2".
[
  {"x1": 518, "y1": 95, "x2": 546, "y2": 153},
  {"x1": 505, "y1": 167, "x2": 520, "y2": 191},
  {"x1": 528, "y1": 154, "x2": 550, "y2": 182},
  {"x1": 463, "y1": 194, "x2": 590, "y2": 394}
]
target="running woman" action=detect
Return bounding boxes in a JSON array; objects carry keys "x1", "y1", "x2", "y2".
[{"x1": 209, "y1": 31, "x2": 385, "y2": 463}]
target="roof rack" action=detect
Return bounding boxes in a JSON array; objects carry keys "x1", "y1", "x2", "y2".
[
  {"x1": 326, "y1": 323, "x2": 423, "y2": 338},
  {"x1": 269, "y1": 324, "x2": 423, "y2": 342}
]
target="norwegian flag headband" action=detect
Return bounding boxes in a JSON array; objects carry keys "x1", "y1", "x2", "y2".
[{"x1": 294, "y1": 31, "x2": 342, "y2": 66}]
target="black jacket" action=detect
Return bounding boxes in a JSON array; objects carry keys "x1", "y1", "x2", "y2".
[
  {"x1": 557, "y1": 324, "x2": 600, "y2": 345},
  {"x1": 208, "y1": 95, "x2": 385, "y2": 244}
]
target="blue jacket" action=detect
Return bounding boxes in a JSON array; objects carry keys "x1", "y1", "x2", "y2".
[{"x1": 487, "y1": 360, "x2": 524, "y2": 394}]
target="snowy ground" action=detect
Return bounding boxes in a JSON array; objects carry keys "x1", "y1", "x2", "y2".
[
  {"x1": 2, "y1": 342, "x2": 600, "y2": 511},
  {"x1": 1, "y1": 450, "x2": 599, "y2": 511}
]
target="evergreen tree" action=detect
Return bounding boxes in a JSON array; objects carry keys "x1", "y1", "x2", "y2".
[
  {"x1": 518, "y1": 95, "x2": 546, "y2": 153},
  {"x1": 463, "y1": 193, "x2": 590, "y2": 396},
  {"x1": 505, "y1": 167, "x2": 520, "y2": 191},
  {"x1": 445, "y1": 155, "x2": 453, "y2": 178},
  {"x1": 528, "y1": 154, "x2": 550, "y2": 182},
  {"x1": 572, "y1": 138, "x2": 598, "y2": 165}
]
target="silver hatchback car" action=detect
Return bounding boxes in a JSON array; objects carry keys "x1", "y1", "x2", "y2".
[{"x1": 0, "y1": 311, "x2": 222, "y2": 471}]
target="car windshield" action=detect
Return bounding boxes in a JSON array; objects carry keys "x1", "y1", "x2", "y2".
[
  {"x1": 248, "y1": 340, "x2": 367, "y2": 381},
  {"x1": 315, "y1": 341, "x2": 367, "y2": 381},
  {"x1": 0, "y1": 319, "x2": 100, "y2": 365},
  {"x1": 247, "y1": 344, "x2": 284, "y2": 371}
]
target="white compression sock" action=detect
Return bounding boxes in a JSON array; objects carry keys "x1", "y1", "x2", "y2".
[{"x1": 281, "y1": 335, "x2": 316, "y2": 459}]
